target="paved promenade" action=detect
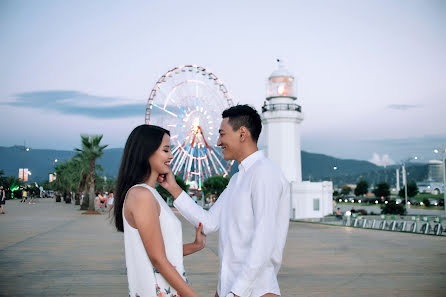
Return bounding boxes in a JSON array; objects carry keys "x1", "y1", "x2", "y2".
[{"x1": 0, "y1": 199, "x2": 445, "y2": 297}]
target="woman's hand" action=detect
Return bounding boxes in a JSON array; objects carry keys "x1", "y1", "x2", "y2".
[
  {"x1": 183, "y1": 222, "x2": 206, "y2": 256},
  {"x1": 194, "y1": 222, "x2": 206, "y2": 250}
]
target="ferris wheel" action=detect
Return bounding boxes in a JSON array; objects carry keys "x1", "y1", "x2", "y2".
[{"x1": 145, "y1": 65, "x2": 234, "y2": 190}]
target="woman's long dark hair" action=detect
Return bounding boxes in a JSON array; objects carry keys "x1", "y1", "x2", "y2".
[{"x1": 113, "y1": 124, "x2": 170, "y2": 232}]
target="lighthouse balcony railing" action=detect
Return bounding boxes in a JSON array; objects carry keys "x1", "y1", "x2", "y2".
[{"x1": 262, "y1": 103, "x2": 302, "y2": 113}]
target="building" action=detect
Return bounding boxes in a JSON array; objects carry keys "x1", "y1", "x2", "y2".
[
  {"x1": 261, "y1": 60, "x2": 333, "y2": 219},
  {"x1": 428, "y1": 160, "x2": 444, "y2": 182}
]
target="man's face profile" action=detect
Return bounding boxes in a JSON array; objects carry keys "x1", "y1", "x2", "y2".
[{"x1": 217, "y1": 118, "x2": 240, "y2": 161}]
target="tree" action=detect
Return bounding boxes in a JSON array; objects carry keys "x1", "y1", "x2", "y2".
[
  {"x1": 0, "y1": 170, "x2": 24, "y2": 198},
  {"x1": 156, "y1": 175, "x2": 189, "y2": 203},
  {"x1": 75, "y1": 135, "x2": 108, "y2": 212},
  {"x1": 75, "y1": 154, "x2": 91, "y2": 210},
  {"x1": 340, "y1": 185, "x2": 352, "y2": 197},
  {"x1": 0, "y1": 170, "x2": 5, "y2": 186},
  {"x1": 333, "y1": 190, "x2": 340, "y2": 197},
  {"x1": 53, "y1": 158, "x2": 85, "y2": 203},
  {"x1": 354, "y1": 180, "x2": 368, "y2": 197},
  {"x1": 398, "y1": 181, "x2": 419, "y2": 198},
  {"x1": 381, "y1": 200, "x2": 406, "y2": 215},
  {"x1": 203, "y1": 176, "x2": 230, "y2": 199},
  {"x1": 372, "y1": 182, "x2": 390, "y2": 198}
]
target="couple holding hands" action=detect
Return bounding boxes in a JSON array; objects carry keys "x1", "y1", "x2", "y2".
[{"x1": 113, "y1": 105, "x2": 290, "y2": 297}]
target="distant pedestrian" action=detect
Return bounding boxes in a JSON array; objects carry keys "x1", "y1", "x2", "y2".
[
  {"x1": 21, "y1": 190, "x2": 27, "y2": 203},
  {"x1": 95, "y1": 192, "x2": 106, "y2": 212},
  {"x1": 107, "y1": 191, "x2": 114, "y2": 209},
  {"x1": 0, "y1": 186, "x2": 5, "y2": 214},
  {"x1": 335, "y1": 208, "x2": 342, "y2": 220},
  {"x1": 29, "y1": 193, "x2": 35, "y2": 204}
]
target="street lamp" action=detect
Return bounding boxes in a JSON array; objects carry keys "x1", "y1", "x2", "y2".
[
  {"x1": 331, "y1": 165, "x2": 338, "y2": 184},
  {"x1": 434, "y1": 148, "x2": 446, "y2": 217},
  {"x1": 21, "y1": 142, "x2": 31, "y2": 182},
  {"x1": 401, "y1": 156, "x2": 418, "y2": 211}
]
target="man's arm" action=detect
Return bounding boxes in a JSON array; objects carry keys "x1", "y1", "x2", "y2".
[
  {"x1": 159, "y1": 170, "x2": 227, "y2": 235},
  {"x1": 230, "y1": 172, "x2": 287, "y2": 297},
  {"x1": 174, "y1": 189, "x2": 226, "y2": 235}
]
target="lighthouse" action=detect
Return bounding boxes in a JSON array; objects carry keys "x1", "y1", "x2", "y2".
[
  {"x1": 261, "y1": 59, "x2": 304, "y2": 183},
  {"x1": 261, "y1": 60, "x2": 333, "y2": 219}
]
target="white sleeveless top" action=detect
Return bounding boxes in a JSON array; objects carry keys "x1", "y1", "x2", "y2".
[{"x1": 123, "y1": 184, "x2": 188, "y2": 297}]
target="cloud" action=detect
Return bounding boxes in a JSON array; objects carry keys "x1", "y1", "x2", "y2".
[
  {"x1": 369, "y1": 153, "x2": 396, "y2": 167},
  {"x1": 387, "y1": 104, "x2": 421, "y2": 111},
  {"x1": 2, "y1": 90, "x2": 146, "y2": 119}
]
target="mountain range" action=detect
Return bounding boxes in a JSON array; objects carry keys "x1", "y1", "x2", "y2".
[{"x1": 0, "y1": 146, "x2": 428, "y2": 188}]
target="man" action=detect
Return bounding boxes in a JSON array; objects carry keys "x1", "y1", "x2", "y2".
[{"x1": 160, "y1": 105, "x2": 290, "y2": 297}]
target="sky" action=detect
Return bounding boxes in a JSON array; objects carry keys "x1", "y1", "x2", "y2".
[{"x1": 1, "y1": 0, "x2": 445, "y2": 166}]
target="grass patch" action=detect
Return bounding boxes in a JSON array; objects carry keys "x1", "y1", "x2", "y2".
[
  {"x1": 411, "y1": 193, "x2": 444, "y2": 202},
  {"x1": 409, "y1": 205, "x2": 444, "y2": 210},
  {"x1": 334, "y1": 202, "x2": 370, "y2": 206}
]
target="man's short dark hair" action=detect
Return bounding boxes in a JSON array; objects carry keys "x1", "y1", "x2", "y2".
[{"x1": 222, "y1": 104, "x2": 262, "y2": 142}]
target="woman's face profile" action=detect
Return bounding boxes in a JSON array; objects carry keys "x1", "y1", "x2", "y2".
[{"x1": 149, "y1": 133, "x2": 173, "y2": 176}]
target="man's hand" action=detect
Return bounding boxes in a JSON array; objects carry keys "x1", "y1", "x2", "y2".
[{"x1": 157, "y1": 170, "x2": 182, "y2": 198}]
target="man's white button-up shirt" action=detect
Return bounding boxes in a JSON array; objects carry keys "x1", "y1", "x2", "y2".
[{"x1": 174, "y1": 150, "x2": 290, "y2": 297}]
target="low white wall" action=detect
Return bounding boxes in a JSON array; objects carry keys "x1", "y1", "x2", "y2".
[{"x1": 290, "y1": 181, "x2": 333, "y2": 219}]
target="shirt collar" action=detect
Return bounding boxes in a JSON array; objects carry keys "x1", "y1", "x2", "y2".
[{"x1": 239, "y1": 150, "x2": 265, "y2": 173}]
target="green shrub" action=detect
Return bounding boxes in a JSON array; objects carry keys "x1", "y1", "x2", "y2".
[{"x1": 381, "y1": 200, "x2": 406, "y2": 215}]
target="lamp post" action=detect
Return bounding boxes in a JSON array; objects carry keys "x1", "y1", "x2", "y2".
[
  {"x1": 401, "y1": 156, "x2": 418, "y2": 211},
  {"x1": 402, "y1": 161, "x2": 407, "y2": 209},
  {"x1": 434, "y1": 148, "x2": 446, "y2": 217},
  {"x1": 21, "y1": 142, "x2": 30, "y2": 182},
  {"x1": 331, "y1": 165, "x2": 337, "y2": 182}
]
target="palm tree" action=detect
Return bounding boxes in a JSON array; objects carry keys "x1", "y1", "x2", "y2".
[
  {"x1": 73, "y1": 154, "x2": 92, "y2": 209},
  {"x1": 75, "y1": 135, "x2": 108, "y2": 212},
  {"x1": 54, "y1": 161, "x2": 69, "y2": 201}
]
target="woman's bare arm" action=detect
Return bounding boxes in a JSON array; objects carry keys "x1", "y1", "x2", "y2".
[
  {"x1": 183, "y1": 223, "x2": 206, "y2": 256},
  {"x1": 126, "y1": 187, "x2": 200, "y2": 297}
]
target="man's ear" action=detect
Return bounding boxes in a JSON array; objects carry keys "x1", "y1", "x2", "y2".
[{"x1": 239, "y1": 126, "x2": 249, "y2": 142}]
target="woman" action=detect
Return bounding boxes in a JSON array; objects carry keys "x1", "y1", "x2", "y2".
[{"x1": 113, "y1": 125, "x2": 204, "y2": 297}]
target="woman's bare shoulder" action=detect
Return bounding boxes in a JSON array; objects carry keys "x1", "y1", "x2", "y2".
[{"x1": 126, "y1": 186, "x2": 160, "y2": 213}]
